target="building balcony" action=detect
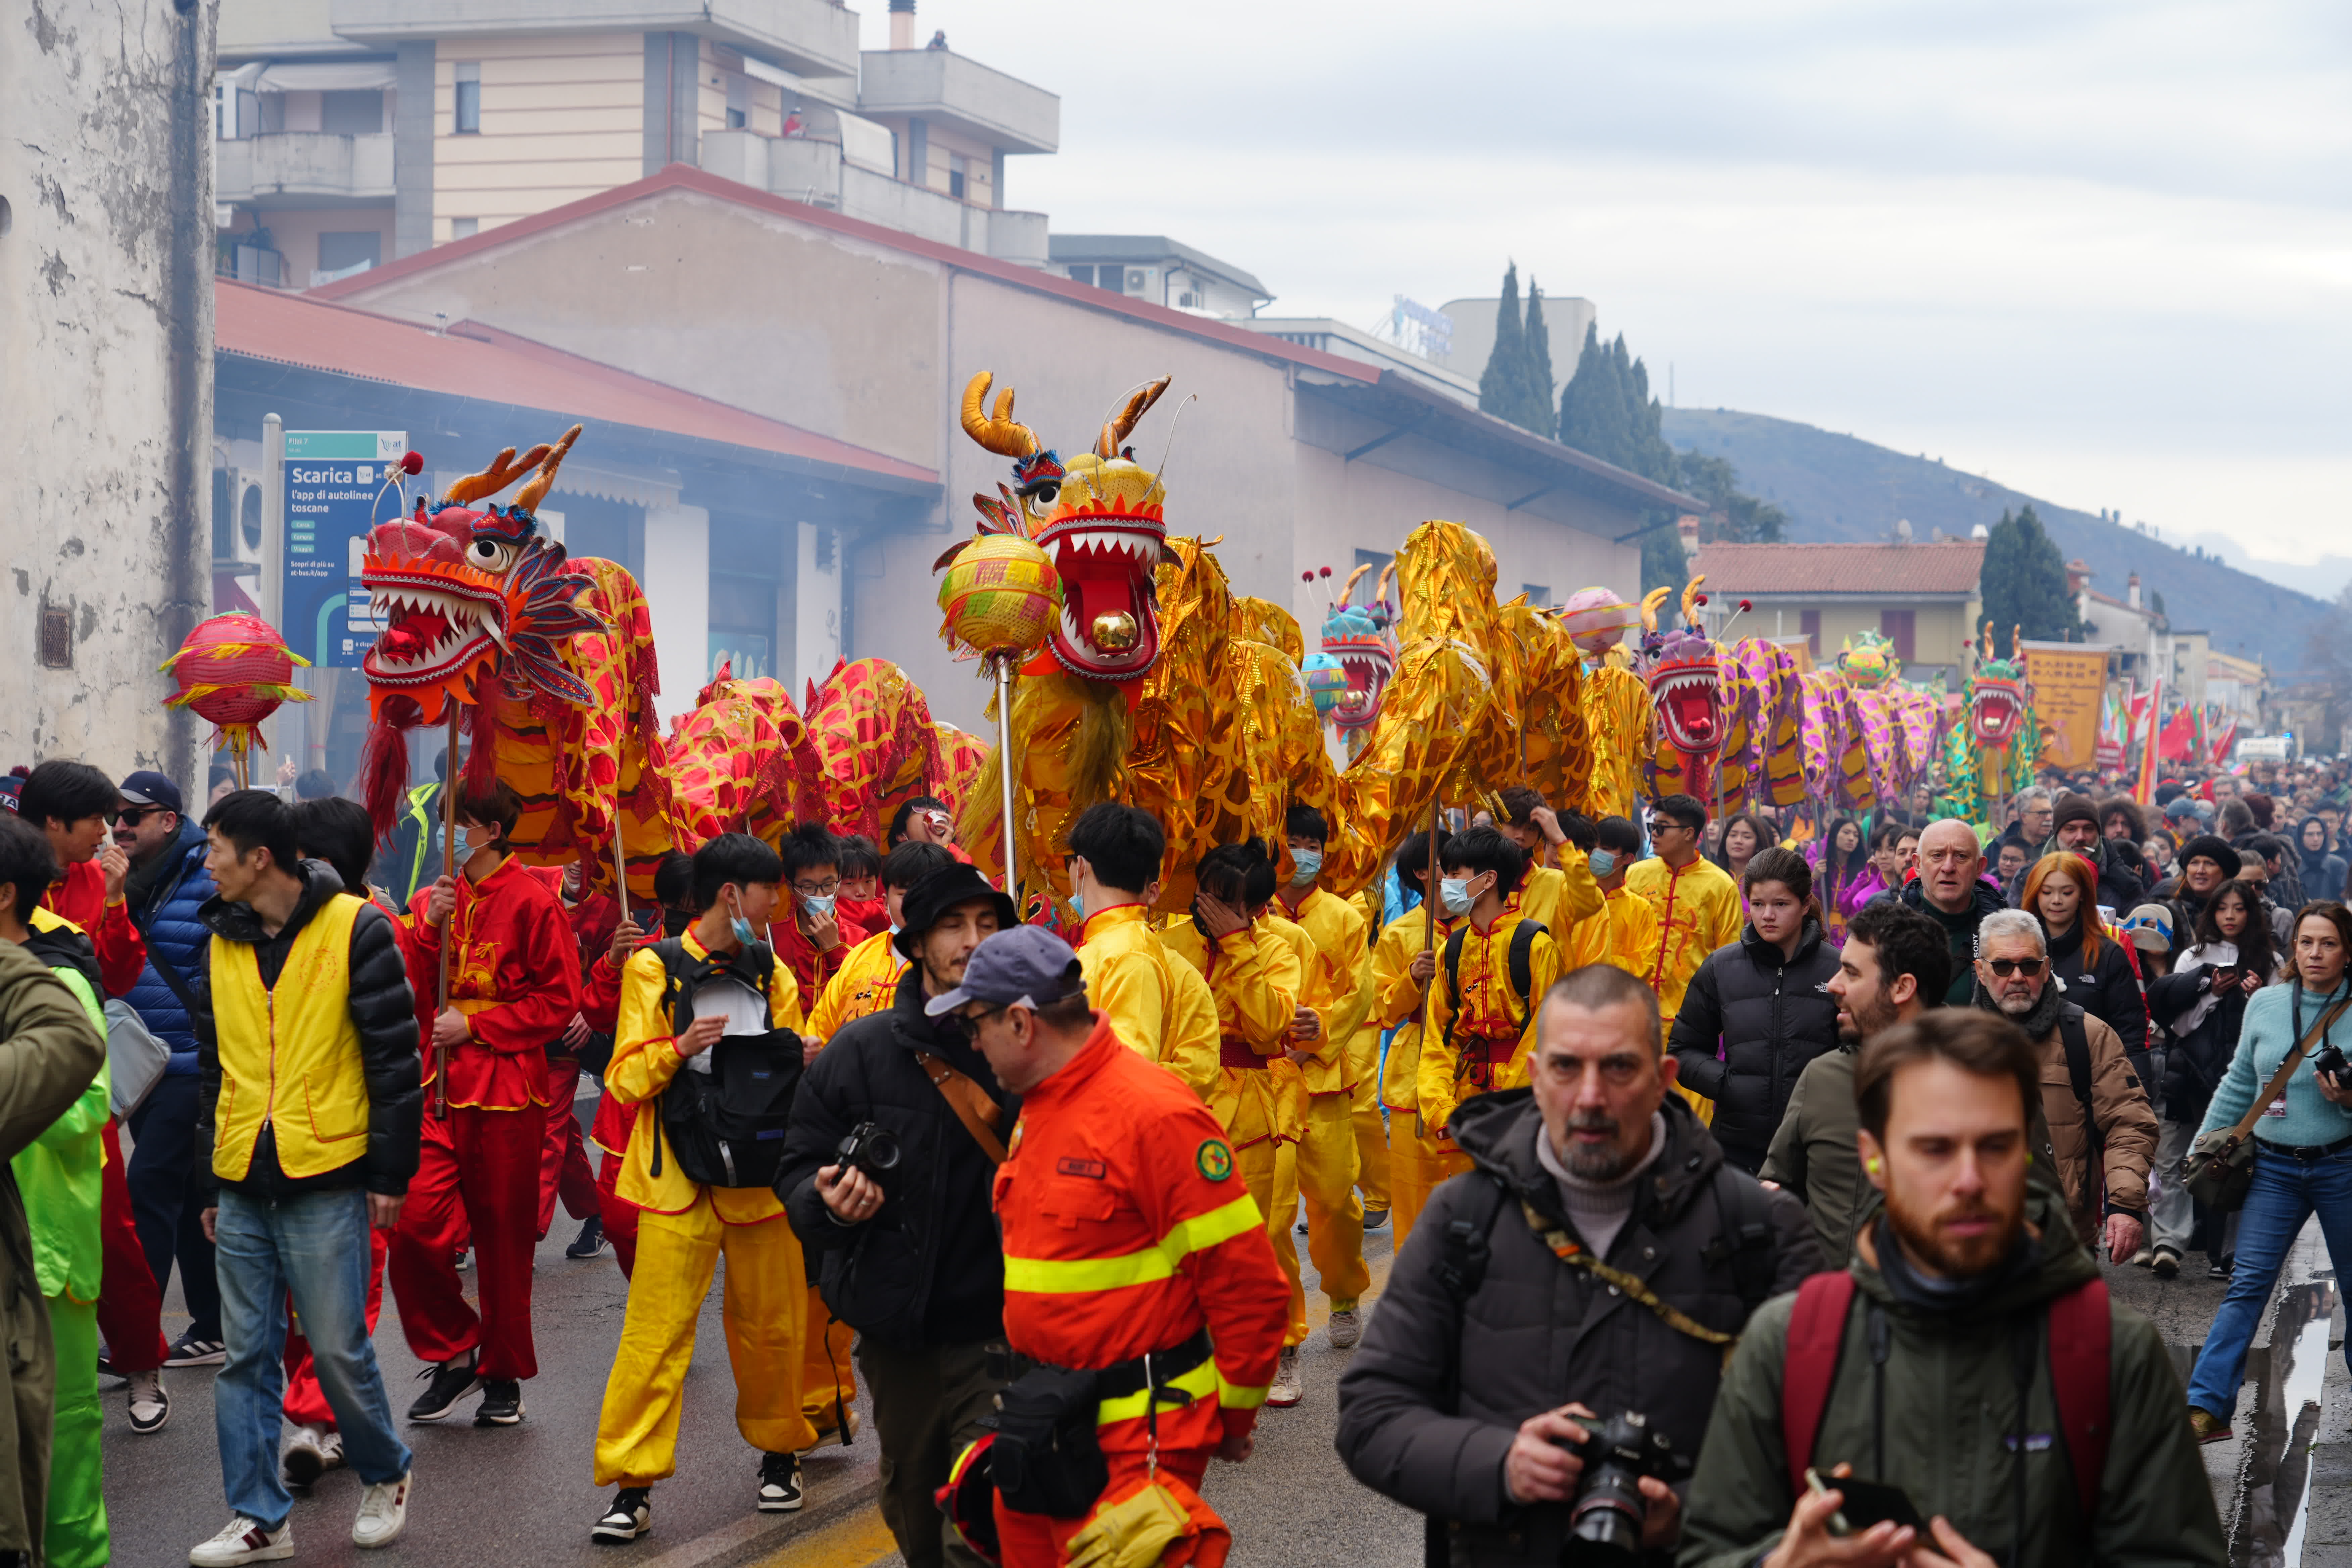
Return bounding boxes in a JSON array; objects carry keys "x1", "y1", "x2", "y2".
[
  {"x1": 329, "y1": 0, "x2": 859, "y2": 81},
  {"x1": 856, "y1": 49, "x2": 1058, "y2": 155},
  {"x1": 700, "y1": 128, "x2": 1048, "y2": 264},
  {"x1": 215, "y1": 131, "x2": 396, "y2": 207}
]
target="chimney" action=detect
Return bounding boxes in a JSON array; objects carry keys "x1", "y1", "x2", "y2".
[
  {"x1": 2064, "y1": 558, "x2": 2091, "y2": 596},
  {"x1": 2127, "y1": 572, "x2": 2141, "y2": 611},
  {"x1": 1676, "y1": 514, "x2": 1702, "y2": 560},
  {"x1": 889, "y1": 0, "x2": 915, "y2": 50}
]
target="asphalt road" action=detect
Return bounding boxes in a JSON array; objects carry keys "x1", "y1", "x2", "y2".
[{"x1": 100, "y1": 1159, "x2": 2329, "y2": 1568}]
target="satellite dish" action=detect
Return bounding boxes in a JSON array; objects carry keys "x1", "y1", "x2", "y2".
[
  {"x1": 1893, "y1": 519, "x2": 1912, "y2": 543},
  {"x1": 1971, "y1": 523, "x2": 1989, "y2": 539}
]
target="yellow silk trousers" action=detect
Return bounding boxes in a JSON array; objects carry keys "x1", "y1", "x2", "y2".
[{"x1": 1270, "y1": 1090, "x2": 1371, "y2": 1344}]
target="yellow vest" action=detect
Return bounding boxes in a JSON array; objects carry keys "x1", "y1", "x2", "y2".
[{"x1": 209, "y1": 893, "x2": 373, "y2": 1182}]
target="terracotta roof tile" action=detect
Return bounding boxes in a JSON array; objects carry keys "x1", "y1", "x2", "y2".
[
  {"x1": 214, "y1": 279, "x2": 935, "y2": 485},
  {"x1": 1687, "y1": 540, "x2": 1985, "y2": 597}
]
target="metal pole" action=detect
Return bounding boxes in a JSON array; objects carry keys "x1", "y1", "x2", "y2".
[
  {"x1": 1414, "y1": 795, "x2": 1439, "y2": 1139},
  {"x1": 994, "y1": 655, "x2": 1019, "y2": 908},
  {"x1": 434, "y1": 705, "x2": 460, "y2": 1120},
  {"x1": 259, "y1": 414, "x2": 285, "y2": 629}
]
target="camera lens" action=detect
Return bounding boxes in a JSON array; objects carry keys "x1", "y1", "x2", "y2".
[
  {"x1": 1564, "y1": 1473, "x2": 1646, "y2": 1565},
  {"x1": 864, "y1": 1128, "x2": 902, "y2": 1172}
]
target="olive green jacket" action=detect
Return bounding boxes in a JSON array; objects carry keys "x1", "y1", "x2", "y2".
[
  {"x1": 0, "y1": 940, "x2": 111, "y2": 1555},
  {"x1": 1677, "y1": 1189, "x2": 2224, "y2": 1568}
]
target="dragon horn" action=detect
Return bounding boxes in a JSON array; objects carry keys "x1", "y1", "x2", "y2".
[
  {"x1": 442, "y1": 441, "x2": 555, "y2": 505},
  {"x1": 2011, "y1": 625, "x2": 2022, "y2": 662},
  {"x1": 1375, "y1": 560, "x2": 1398, "y2": 606},
  {"x1": 513, "y1": 424, "x2": 583, "y2": 515},
  {"x1": 1092, "y1": 376, "x2": 1172, "y2": 460},
  {"x1": 1339, "y1": 563, "x2": 1373, "y2": 607},
  {"x1": 1680, "y1": 575, "x2": 1707, "y2": 627},
  {"x1": 960, "y1": 372, "x2": 1040, "y2": 459},
  {"x1": 1640, "y1": 586, "x2": 1672, "y2": 633}
]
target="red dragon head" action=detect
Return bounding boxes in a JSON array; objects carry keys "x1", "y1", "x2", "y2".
[
  {"x1": 952, "y1": 372, "x2": 1173, "y2": 683},
  {"x1": 1640, "y1": 578, "x2": 1728, "y2": 760},
  {"x1": 359, "y1": 427, "x2": 604, "y2": 727},
  {"x1": 1969, "y1": 623, "x2": 2029, "y2": 748},
  {"x1": 1318, "y1": 561, "x2": 1397, "y2": 734}
]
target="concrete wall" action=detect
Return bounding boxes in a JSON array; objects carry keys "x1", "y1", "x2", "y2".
[{"x1": 2, "y1": 0, "x2": 212, "y2": 783}]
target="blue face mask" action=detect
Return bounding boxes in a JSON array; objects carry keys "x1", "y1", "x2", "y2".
[
  {"x1": 801, "y1": 892, "x2": 837, "y2": 923},
  {"x1": 731, "y1": 916, "x2": 757, "y2": 946},
  {"x1": 1439, "y1": 877, "x2": 1474, "y2": 916},
  {"x1": 1289, "y1": 848, "x2": 1323, "y2": 887},
  {"x1": 1071, "y1": 890, "x2": 1086, "y2": 918},
  {"x1": 1589, "y1": 849, "x2": 1616, "y2": 879}
]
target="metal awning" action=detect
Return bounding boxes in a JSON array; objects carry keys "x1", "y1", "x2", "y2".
[{"x1": 254, "y1": 60, "x2": 397, "y2": 93}]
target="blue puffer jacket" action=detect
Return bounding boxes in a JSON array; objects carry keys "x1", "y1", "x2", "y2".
[{"x1": 124, "y1": 821, "x2": 216, "y2": 1074}]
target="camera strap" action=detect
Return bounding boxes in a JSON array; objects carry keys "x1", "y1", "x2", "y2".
[
  {"x1": 913, "y1": 1049, "x2": 1009, "y2": 1165},
  {"x1": 1518, "y1": 1200, "x2": 1740, "y2": 1369}
]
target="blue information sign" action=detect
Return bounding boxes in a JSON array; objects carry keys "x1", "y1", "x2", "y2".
[{"x1": 282, "y1": 431, "x2": 408, "y2": 670}]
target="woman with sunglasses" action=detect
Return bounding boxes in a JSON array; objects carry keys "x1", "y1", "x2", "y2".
[
  {"x1": 2185, "y1": 901, "x2": 2352, "y2": 1445},
  {"x1": 2147, "y1": 878, "x2": 2273, "y2": 1281}
]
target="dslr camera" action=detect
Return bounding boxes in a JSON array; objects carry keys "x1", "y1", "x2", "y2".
[
  {"x1": 2316, "y1": 1043, "x2": 2349, "y2": 1085},
  {"x1": 835, "y1": 1120, "x2": 902, "y2": 1187},
  {"x1": 1559, "y1": 1410, "x2": 1692, "y2": 1564}
]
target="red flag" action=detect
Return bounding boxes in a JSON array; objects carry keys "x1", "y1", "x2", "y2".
[
  {"x1": 2134, "y1": 679, "x2": 2164, "y2": 806},
  {"x1": 2211, "y1": 718, "x2": 2238, "y2": 768},
  {"x1": 2158, "y1": 703, "x2": 2197, "y2": 763}
]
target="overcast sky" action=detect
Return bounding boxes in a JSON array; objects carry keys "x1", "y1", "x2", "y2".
[{"x1": 868, "y1": 0, "x2": 2351, "y2": 568}]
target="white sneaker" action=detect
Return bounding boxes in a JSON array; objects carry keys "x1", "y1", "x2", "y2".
[
  {"x1": 190, "y1": 1516, "x2": 292, "y2": 1565},
  {"x1": 282, "y1": 1422, "x2": 343, "y2": 1486},
  {"x1": 127, "y1": 1368, "x2": 170, "y2": 1433},
  {"x1": 1328, "y1": 1307, "x2": 1363, "y2": 1351},
  {"x1": 352, "y1": 1470, "x2": 410, "y2": 1550},
  {"x1": 1267, "y1": 1345, "x2": 1303, "y2": 1408}
]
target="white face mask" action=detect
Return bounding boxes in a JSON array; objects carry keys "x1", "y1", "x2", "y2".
[
  {"x1": 1588, "y1": 849, "x2": 1616, "y2": 879},
  {"x1": 1439, "y1": 877, "x2": 1475, "y2": 916}
]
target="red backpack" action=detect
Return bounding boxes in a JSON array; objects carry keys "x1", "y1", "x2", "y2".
[{"x1": 1779, "y1": 1271, "x2": 2111, "y2": 1523}]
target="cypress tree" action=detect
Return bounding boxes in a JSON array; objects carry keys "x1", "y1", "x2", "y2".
[
  {"x1": 1479, "y1": 264, "x2": 1527, "y2": 426},
  {"x1": 1520, "y1": 280, "x2": 1557, "y2": 438}
]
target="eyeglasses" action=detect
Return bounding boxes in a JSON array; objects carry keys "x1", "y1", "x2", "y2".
[
  {"x1": 116, "y1": 806, "x2": 164, "y2": 826},
  {"x1": 792, "y1": 878, "x2": 841, "y2": 898},
  {"x1": 1985, "y1": 957, "x2": 2046, "y2": 978}
]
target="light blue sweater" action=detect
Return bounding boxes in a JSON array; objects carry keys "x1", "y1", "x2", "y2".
[{"x1": 2199, "y1": 980, "x2": 2352, "y2": 1149}]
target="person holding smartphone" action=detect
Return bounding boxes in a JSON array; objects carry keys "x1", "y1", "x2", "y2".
[{"x1": 2146, "y1": 879, "x2": 2273, "y2": 1280}]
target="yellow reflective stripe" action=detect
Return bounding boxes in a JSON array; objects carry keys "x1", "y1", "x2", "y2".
[
  {"x1": 1094, "y1": 1356, "x2": 1219, "y2": 1425},
  {"x1": 1217, "y1": 1371, "x2": 1271, "y2": 1411},
  {"x1": 1003, "y1": 1192, "x2": 1266, "y2": 1295}
]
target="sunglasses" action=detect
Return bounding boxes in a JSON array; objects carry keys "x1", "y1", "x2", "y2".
[
  {"x1": 1984, "y1": 957, "x2": 2046, "y2": 978},
  {"x1": 116, "y1": 806, "x2": 166, "y2": 826}
]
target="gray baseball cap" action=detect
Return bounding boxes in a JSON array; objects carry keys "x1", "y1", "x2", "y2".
[{"x1": 924, "y1": 924, "x2": 1087, "y2": 1016}]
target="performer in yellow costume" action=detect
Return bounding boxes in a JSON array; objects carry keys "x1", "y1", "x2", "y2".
[
  {"x1": 1370, "y1": 828, "x2": 1459, "y2": 1246},
  {"x1": 1414, "y1": 829, "x2": 1563, "y2": 1140},
  {"x1": 1343, "y1": 880, "x2": 1390, "y2": 1227},
  {"x1": 592, "y1": 834, "x2": 814, "y2": 1540},
  {"x1": 1622, "y1": 794, "x2": 1742, "y2": 1120},
  {"x1": 1272, "y1": 804, "x2": 1374, "y2": 1354},
  {"x1": 1564, "y1": 815, "x2": 1662, "y2": 979},
  {"x1": 1064, "y1": 802, "x2": 1221, "y2": 1099}
]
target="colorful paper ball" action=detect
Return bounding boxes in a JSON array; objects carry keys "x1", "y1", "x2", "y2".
[
  {"x1": 1303, "y1": 653, "x2": 1350, "y2": 716},
  {"x1": 937, "y1": 535, "x2": 1063, "y2": 657}
]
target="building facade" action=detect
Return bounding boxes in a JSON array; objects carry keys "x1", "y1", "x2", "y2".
[{"x1": 1683, "y1": 540, "x2": 1987, "y2": 688}]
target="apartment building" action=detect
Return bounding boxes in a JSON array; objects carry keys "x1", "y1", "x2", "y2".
[{"x1": 213, "y1": 0, "x2": 1056, "y2": 286}]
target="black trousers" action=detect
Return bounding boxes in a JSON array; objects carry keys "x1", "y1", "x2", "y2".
[
  {"x1": 858, "y1": 1336, "x2": 1008, "y2": 1568},
  {"x1": 126, "y1": 1073, "x2": 221, "y2": 1338}
]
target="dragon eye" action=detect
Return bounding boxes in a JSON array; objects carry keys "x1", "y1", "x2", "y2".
[
  {"x1": 1023, "y1": 482, "x2": 1060, "y2": 507},
  {"x1": 467, "y1": 538, "x2": 519, "y2": 571}
]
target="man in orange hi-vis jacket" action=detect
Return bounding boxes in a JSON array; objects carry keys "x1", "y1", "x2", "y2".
[{"x1": 936, "y1": 926, "x2": 1286, "y2": 1568}]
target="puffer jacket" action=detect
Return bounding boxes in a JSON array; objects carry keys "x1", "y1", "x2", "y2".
[
  {"x1": 780, "y1": 966, "x2": 1019, "y2": 1350},
  {"x1": 1667, "y1": 918, "x2": 1843, "y2": 1173},
  {"x1": 1677, "y1": 1189, "x2": 2226, "y2": 1568},
  {"x1": 1335, "y1": 1090, "x2": 1817, "y2": 1567},
  {"x1": 191, "y1": 859, "x2": 424, "y2": 1198},
  {"x1": 1895, "y1": 875, "x2": 2009, "y2": 1005},
  {"x1": 2044, "y1": 919, "x2": 2148, "y2": 1060},
  {"x1": 2148, "y1": 947, "x2": 2250, "y2": 1125},
  {"x1": 122, "y1": 820, "x2": 215, "y2": 1072}
]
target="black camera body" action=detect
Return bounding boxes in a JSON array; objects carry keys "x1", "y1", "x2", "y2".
[
  {"x1": 1560, "y1": 1410, "x2": 1693, "y2": 1564},
  {"x1": 836, "y1": 1120, "x2": 903, "y2": 1187},
  {"x1": 2316, "y1": 1043, "x2": 2348, "y2": 1083}
]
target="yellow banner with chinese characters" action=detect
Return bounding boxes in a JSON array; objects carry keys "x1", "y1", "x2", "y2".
[{"x1": 2022, "y1": 644, "x2": 2108, "y2": 771}]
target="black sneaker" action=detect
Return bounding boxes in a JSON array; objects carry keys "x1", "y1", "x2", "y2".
[
  {"x1": 591, "y1": 1487, "x2": 651, "y2": 1544},
  {"x1": 475, "y1": 1379, "x2": 525, "y2": 1426},
  {"x1": 406, "y1": 1357, "x2": 483, "y2": 1422},
  {"x1": 756, "y1": 1452, "x2": 803, "y2": 1513},
  {"x1": 2209, "y1": 1260, "x2": 2232, "y2": 1281},
  {"x1": 1361, "y1": 1207, "x2": 1390, "y2": 1231},
  {"x1": 165, "y1": 1329, "x2": 228, "y2": 1368},
  {"x1": 567, "y1": 1214, "x2": 607, "y2": 1259}
]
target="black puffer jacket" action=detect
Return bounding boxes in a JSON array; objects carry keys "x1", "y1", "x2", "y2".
[
  {"x1": 1666, "y1": 919, "x2": 1843, "y2": 1173},
  {"x1": 2044, "y1": 920, "x2": 2148, "y2": 1060},
  {"x1": 2149, "y1": 950, "x2": 2252, "y2": 1125},
  {"x1": 781, "y1": 967, "x2": 1018, "y2": 1349},
  {"x1": 1334, "y1": 1090, "x2": 1817, "y2": 1567},
  {"x1": 192, "y1": 860, "x2": 423, "y2": 1198}
]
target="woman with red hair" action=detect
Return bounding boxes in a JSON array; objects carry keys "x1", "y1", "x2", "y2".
[{"x1": 2023, "y1": 851, "x2": 2149, "y2": 1059}]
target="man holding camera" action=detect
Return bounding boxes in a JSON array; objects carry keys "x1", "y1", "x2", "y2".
[
  {"x1": 781, "y1": 863, "x2": 1017, "y2": 1568},
  {"x1": 1336, "y1": 965, "x2": 1816, "y2": 1565},
  {"x1": 938, "y1": 925, "x2": 1287, "y2": 1568},
  {"x1": 1678, "y1": 1011, "x2": 2222, "y2": 1568}
]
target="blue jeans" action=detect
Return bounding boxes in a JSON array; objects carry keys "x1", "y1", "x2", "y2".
[
  {"x1": 2185, "y1": 1141, "x2": 2352, "y2": 1417},
  {"x1": 214, "y1": 1187, "x2": 412, "y2": 1527}
]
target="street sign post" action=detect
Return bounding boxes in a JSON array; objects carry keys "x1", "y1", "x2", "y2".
[{"x1": 281, "y1": 430, "x2": 408, "y2": 670}]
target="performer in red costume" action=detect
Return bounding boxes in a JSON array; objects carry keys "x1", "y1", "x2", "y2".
[
  {"x1": 388, "y1": 780, "x2": 579, "y2": 1428},
  {"x1": 769, "y1": 825, "x2": 866, "y2": 1000}
]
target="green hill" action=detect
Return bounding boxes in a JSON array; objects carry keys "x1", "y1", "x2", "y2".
[{"x1": 1658, "y1": 407, "x2": 2322, "y2": 669}]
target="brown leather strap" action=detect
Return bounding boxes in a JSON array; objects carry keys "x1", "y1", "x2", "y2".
[
  {"x1": 2225, "y1": 996, "x2": 2352, "y2": 1147},
  {"x1": 912, "y1": 1049, "x2": 1010, "y2": 1165}
]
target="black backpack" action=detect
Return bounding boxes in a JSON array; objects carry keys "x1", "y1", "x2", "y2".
[
  {"x1": 1439, "y1": 918, "x2": 1547, "y2": 1063},
  {"x1": 647, "y1": 938, "x2": 804, "y2": 1189}
]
